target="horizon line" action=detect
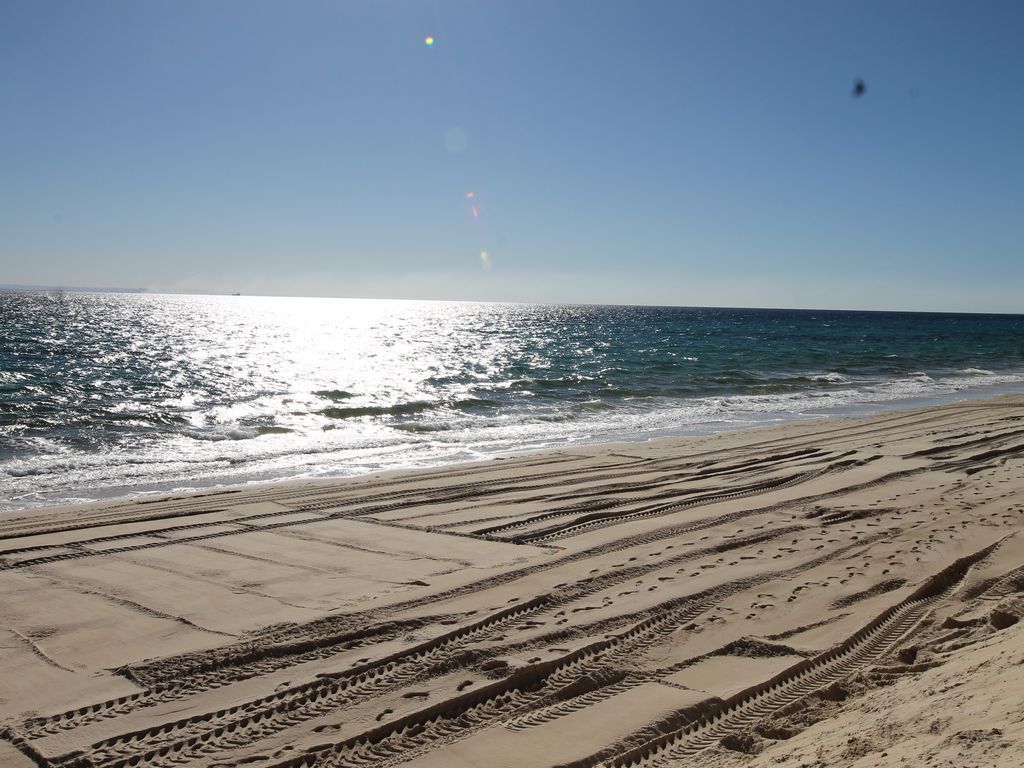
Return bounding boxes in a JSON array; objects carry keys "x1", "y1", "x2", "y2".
[{"x1": 2, "y1": 283, "x2": 1021, "y2": 318}]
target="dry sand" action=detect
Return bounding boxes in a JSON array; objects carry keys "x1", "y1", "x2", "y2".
[{"x1": 1, "y1": 395, "x2": 1023, "y2": 768}]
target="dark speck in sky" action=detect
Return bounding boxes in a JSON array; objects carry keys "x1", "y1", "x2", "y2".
[{"x1": 853, "y1": 79, "x2": 867, "y2": 97}]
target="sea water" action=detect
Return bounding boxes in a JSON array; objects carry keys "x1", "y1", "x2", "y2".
[{"x1": 2, "y1": 291, "x2": 1023, "y2": 512}]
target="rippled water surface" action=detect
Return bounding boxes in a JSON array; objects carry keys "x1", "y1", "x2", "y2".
[{"x1": 3, "y1": 292, "x2": 1024, "y2": 511}]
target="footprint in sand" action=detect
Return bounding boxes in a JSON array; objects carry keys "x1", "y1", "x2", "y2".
[
  {"x1": 457, "y1": 680, "x2": 474, "y2": 691},
  {"x1": 313, "y1": 722, "x2": 344, "y2": 733},
  {"x1": 376, "y1": 709, "x2": 394, "y2": 721}
]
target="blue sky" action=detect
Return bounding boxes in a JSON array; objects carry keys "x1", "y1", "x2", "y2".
[{"x1": 1, "y1": 1, "x2": 1022, "y2": 311}]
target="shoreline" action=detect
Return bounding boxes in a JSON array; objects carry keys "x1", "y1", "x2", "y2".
[
  {"x1": 1, "y1": 394, "x2": 1022, "y2": 767},
  {"x1": 7, "y1": 379, "x2": 1024, "y2": 517},
  {"x1": 5, "y1": 388, "x2": 1021, "y2": 524}
]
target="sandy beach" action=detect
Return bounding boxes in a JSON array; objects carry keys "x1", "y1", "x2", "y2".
[{"x1": 1, "y1": 394, "x2": 1023, "y2": 768}]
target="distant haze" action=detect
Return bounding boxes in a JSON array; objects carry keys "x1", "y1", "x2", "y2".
[{"x1": 1, "y1": 1, "x2": 1022, "y2": 313}]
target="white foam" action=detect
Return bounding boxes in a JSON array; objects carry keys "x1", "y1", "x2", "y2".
[{"x1": 6, "y1": 367, "x2": 1024, "y2": 515}]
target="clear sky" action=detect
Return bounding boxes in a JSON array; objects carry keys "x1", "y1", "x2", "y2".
[{"x1": 1, "y1": 1, "x2": 1022, "y2": 312}]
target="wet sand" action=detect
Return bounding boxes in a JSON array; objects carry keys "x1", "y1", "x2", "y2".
[{"x1": 2, "y1": 395, "x2": 1023, "y2": 768}]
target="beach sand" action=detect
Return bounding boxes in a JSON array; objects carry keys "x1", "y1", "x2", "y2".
[{"x1": 1, "y1": 395, "x2": 1023, "y2": 768}]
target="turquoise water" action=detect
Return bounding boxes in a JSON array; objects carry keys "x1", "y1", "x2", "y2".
[{"x1": 3, "y1": 291, "x2": 1024, "y2": 511}]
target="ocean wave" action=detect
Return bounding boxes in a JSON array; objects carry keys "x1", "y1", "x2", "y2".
[
  {"x1": 256, "y1": 426, "x2": 294, "y2": 435},
  {"x1": 811, "y1": 372, "x2": 849, "y2": 384},
  {"x1": 390, "y1": 422, "x2": 456, "y2": 433},
  {"x1": 957, "y1": 368, "x2": 994, "y2": 376},
  {"x1": 320, "y1": 401, "x2": 436, "y2": 419},
  {"x1": 515, "y1": 375, "x2": 598, "y2": 391},
  {"x1": 183, "y1": 427, "x2": 259, "y2": 441},
  {"x1": 0, "y1": 371, "x2": 31, "y2": 384},
  {"x1": 107, "y1": 411, "x2": 190, "y2": 426},
  {"x1": 599, "y1": 386, "x2": 660, "y2": 398},
  {"x1": 6, "y1": 465, "x2": 57, "y2": 478},
  {"x1": 313, "y1": 389, "x2": 356, "y2": 401},
  {"x1": 0, "y1": 372, "x2": 31, "y2": 392},
  {"x1": 452, "y1": 397, "x2": 502, "y2": 410}
]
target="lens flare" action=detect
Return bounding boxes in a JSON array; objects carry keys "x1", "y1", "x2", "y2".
[
  {"x1": 480, "y1": 251, "x2": 492, "y2": 271},
  {"x1": 424, "y1": 36, "x2": 435, "y2": 46}
]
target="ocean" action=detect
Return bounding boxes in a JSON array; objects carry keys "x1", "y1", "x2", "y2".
[{"x1": 2, "y1": 291, "x2": 1023, "y2": 512}]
